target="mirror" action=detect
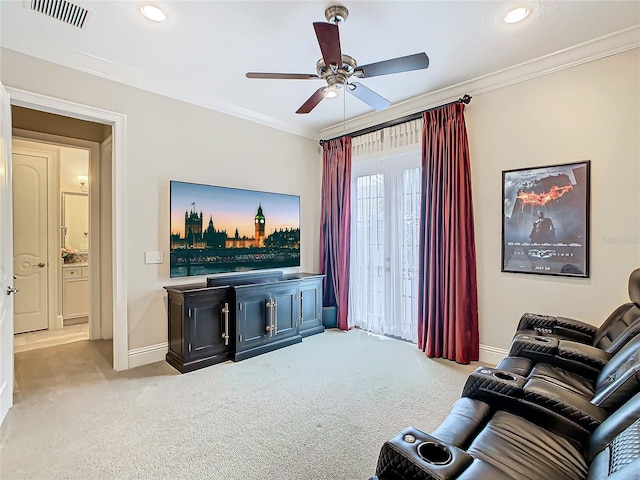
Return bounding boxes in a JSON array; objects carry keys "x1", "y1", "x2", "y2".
[{"x1": 62, "y1": 192, "x2": 89, "y2": 253}]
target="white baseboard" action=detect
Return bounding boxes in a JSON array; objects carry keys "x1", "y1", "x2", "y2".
[
  {"x1": 126, "y1": 341, "x2": 508, "y2": 369},
  {"x1": 478, "y1": 344, "x2": 509, "y2": 366},
  {"x1": 128, "y1": 342, "x2": 168, "y2": 369}
]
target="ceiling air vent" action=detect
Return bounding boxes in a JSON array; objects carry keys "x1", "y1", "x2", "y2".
[{"x1": 26, "y1": 0, "x2": 91, "y2": 29}]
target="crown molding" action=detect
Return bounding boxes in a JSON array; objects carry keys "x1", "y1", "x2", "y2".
[
  {"x1": 186, "y1": 94, "x2": 319, "y2": 141},
  {"x1": 5, "y1": 24, "x2": 638, "y2": 142},
  {"x1": 319, "y1": 25, "x2": 640, "y2": 141},
  {"x1": 3, "y1": 46, "x2": 319, "y2": 141}
]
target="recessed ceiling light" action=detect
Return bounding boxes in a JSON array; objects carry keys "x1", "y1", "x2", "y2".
[
  {"x1": 141, "y1": 5, "x2": 166, "y2": 22},
  {"x1": 504, "y1": 7, "x2": 529, "y2": 24}
]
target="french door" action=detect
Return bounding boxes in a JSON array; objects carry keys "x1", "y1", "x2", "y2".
[{"x1": 350, "y1": 151, "x2": 421, "y2": 342}]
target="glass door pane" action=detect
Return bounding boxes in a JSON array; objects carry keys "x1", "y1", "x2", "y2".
[
  {"x1": 352, "y1": 173, "x2": 385, "y2": 334},
  {"x1": 350, "y1": 153, "x2": 420, "y2": 342}
]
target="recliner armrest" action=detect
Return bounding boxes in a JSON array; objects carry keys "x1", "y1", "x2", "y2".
[
  {"x1": 558, "y1": 340, "x2": 610, "y2": 372},
  {"x1": 555, "y1": 316, "x2": 598, "y2": 341},
  {"x1": 431, "y1": 397, "x2": 492, "y2": 448},
  {"x1": 375, "y1": 427, "x2": 473, "y2": 480},
  {"x1": 517, "y1": 313, "x2": 557, "y2": 332},
  {"x1": 461, "y1": 367, "x2": 526, "y2": 402},
  {"x1": 517, "y1": 313, "x2": 596, "y2": 343},
  {"x1": 509, "y1": 334, "x2": 559, "y2": 361},
  {"x1": 462, "y1": 374, "x2": 605, "y2": 441},
  {"x1": 509, "y1": 335, "x2": 609, "y2": 379},
  {"x1": 496, "y1": 356, "x2": 533, "y2": 376},
  {"x1": 523, "y1": 378, "x2": 608, "y2": 431}
]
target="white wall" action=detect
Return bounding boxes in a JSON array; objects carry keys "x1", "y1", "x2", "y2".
[
  {"x1": 466, "y1": 49, "x2": 640, "y2": 356},
  {"x1": 3, "y1": 46, "x2": 638, "y2": 364},
  {"x1": 1, "y1": 49, "x2": 322, "y2": 353}
]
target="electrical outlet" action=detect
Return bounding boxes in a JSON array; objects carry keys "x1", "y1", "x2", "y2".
[{"x1": 144, "y1": 251, "x2": 163, "y2": 264}]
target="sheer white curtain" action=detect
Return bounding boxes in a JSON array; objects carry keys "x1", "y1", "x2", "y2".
[{"x1": 349, "y1": 120, "x2": 422, "y2": 342}]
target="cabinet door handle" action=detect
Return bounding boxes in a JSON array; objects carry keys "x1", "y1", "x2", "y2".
[
  {"x1": 221, "y1": 302, "x2": 230, "y2": 346},
  {"x1": 300, "y1": 294, "x2": 304, "y2": 325},
  {"x1": 273, "y1": 298, "x2": 278, "y2": 336},
  {"x1": 265, "y1": 298, "x2": 275, "y2": 336}
]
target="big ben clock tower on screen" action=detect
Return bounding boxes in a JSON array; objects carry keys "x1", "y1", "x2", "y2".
[{"x1": 254, "y1": 204, "x2": 266, "y2": 247}]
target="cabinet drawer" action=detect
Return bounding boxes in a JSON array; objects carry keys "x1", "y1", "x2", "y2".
[
  {"x1": 63, "y1": 267, "x2": 82, "y2": 278},
  {"x1": 81, "y1": 266, "x2": 89, "y2": 277}
]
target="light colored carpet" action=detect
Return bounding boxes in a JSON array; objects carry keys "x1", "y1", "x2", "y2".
[{"x1": 1, "y1": 329, "x2": 476, "y2": 479}]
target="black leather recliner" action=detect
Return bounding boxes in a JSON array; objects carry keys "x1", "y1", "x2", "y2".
[
  {"x1": 370, "y1": 269, "x2": 640, "y2": 480},
  {"x1": 497, "y1": 331, "x2": 640, "y2": 412},
  {"x1": 453, "y1": 332, "x2": 640, "y2": 443},
  {"x1": 373, "y1": 392, "x2": 640, "y2": 480},
  {"x1": 514, "y1": 267, "x2": 640, "y2": 355}
]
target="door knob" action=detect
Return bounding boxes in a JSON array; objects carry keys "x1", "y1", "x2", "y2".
[
  {"x1": 6, "y1": 286, "x2": 19, "y2": 295},
  {"x1": 33, "y1": 262, "x2": 46, "y2": 268}
]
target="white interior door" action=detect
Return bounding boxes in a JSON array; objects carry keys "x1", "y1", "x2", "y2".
[
  {"x1": 13, "y1": 150, "x2": 49, "y2": 334},
  {"x1": 350, "y1": 152, "x2": 421, "y2": 342},
  {"x1": 1, "y1": 83, "x2": 15, "y2": 425}
]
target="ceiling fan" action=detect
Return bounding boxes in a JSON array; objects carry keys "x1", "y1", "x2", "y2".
[{"x1": 246, "y1": 5, "x2": 430, "y2": 114}]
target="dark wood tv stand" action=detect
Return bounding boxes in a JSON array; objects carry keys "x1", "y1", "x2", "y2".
[{"x1": 164, "y1": 272, "x2": 324, "y2": 373}]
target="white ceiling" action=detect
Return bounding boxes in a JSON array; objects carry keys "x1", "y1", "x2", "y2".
[{"x1": 1, "y1": 1, "x2": 639, "y2": 139}]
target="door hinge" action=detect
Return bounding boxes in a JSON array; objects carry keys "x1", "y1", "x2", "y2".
[
  {"x1": 188, "y1": 342, "x2": 192, "y2": 352},
  {"x1": 239, "y1": 303, "x2": 242, "y2": 311},
  {"x1": 188, "y1": 308, "x2": 192, "y2": 318},
  {"x1": 239, "y1": 334, "x2": 242, "y2": 343}
]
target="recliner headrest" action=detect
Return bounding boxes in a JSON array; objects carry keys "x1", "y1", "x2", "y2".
[{"x1": 630, "y1": 268, "x2": 640, "y2": 306}]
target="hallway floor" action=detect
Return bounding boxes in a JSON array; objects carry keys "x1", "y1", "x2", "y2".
[{"x1": 13, "y1": 323, "x2": 89, "y2": 353}]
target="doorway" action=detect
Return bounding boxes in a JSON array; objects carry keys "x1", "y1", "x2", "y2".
[
  {"x1": 1, "y1": 85, "x2": 129, "y2": 426},
  {"x1": 350, "y1": 151, "x2": 422, "y2": 342},
  {"x1": 6, "y1": 87, "x2": 129, "y2": 372},
  {"x1": 12, "y1": 140, "x2": 93, "y2": 352}
]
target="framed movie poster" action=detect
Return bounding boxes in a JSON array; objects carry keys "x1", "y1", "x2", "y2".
[{"x1": 502, "y1": 160, "x2": 590, "y2": 277}]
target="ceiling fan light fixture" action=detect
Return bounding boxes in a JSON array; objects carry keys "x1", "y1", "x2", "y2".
[
  {"x1": 504, "y1": 7, "x2": 529, "y2": 24},
  {"x1": 324, "y1": 87, "x2": 339, "y2": 99},
  {"x1": 141, "y1": 5, "x2": 166, "y2": 22}
]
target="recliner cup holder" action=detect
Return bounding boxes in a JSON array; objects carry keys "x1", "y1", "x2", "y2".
[
  {"x1": 492, "y1": 371, "x2": 518, "y2": 382},
  {"x1": 417, "y1": 441, "x2": 452, "y2": 465}
]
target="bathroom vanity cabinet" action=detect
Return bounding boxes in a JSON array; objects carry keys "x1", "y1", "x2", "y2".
[{"x1": 62, "y1": 263, "x2": 89, "y2": 323}]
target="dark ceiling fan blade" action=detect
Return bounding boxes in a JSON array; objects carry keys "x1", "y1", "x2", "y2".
[
  {"x1": 313, "y1": 22, "x2": 342, "y2": 67},
  {"x1": 347, "y1": 82, "x2": 391, "y2": 111},
  {"x1": 246, "y1": 72, "x2": 321, "y2": 80},
  {"x1": 354, "y1": 53, "x2": 429, "y2": 78},
  {"x1": 296, "y1": 87, "x2": 327, "y2": 114}
]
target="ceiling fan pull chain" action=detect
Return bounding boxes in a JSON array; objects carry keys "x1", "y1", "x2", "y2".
[{"x1": 343, "y1": 85, "x2": 346, "y2": 130}]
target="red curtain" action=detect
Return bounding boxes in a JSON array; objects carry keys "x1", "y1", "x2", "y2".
[
  {"x1": 418, "y1": 103, "x2": 479, "y2": 364},
  {"x1": 319, "y1": 137, "x2": 352, "y2": 330}
]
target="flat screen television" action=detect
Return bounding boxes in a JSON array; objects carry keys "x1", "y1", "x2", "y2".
[{"x1": 170, "y1": 181, "x2": 300, "y2": 278}]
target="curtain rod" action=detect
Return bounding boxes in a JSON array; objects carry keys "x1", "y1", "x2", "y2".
[{"x1": 319, "y1": 94, "x2": 472, "y2": 145}]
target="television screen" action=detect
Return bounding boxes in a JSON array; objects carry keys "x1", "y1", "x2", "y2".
[{"x1": 170, "y1": 181, "x2": 300, "y2": 278}]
